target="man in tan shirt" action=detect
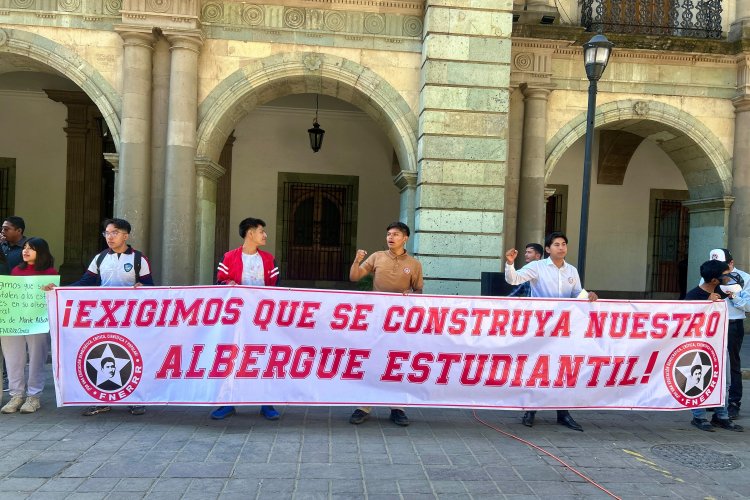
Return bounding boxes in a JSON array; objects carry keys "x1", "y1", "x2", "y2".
[{"x1": 348, "y1": 221, "x2": 423, "y2": 426}]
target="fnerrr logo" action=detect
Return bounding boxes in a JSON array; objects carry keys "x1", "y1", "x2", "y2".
[
  {"x1": 76, "y1": 333, "x2": 143, "y2": 402},
  {"x1": 663, "y1": 341, "x2": 720, "y2": 407}
]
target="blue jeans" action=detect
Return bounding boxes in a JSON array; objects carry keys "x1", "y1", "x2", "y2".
[{"x1": 692, "y1": 404, "x2": 729, "y2": 420}]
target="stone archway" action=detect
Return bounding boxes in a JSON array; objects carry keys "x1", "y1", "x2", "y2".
[
  {"x1": 545, "y1": 99, "x2": 733, "y2": 290},
  {"x1": 0, "y1": 28, "x2": 122, "y2": 147},
  {"x1": 192, "y1": 52, "x2": 419, "y2": 283},
  {"x1": 196, "y1": 52, "x2": 418, "y2": 173}
]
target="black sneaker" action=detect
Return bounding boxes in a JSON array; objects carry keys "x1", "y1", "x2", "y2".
[
  {"x1": 129, "y1": 406, "x2": 146, "y2": 416},
  {"x1": 82, "y1": 406, "x2": 111, "y2": 416},
  {"x1": 711, "y1": 415, "x2": 744, "y2": 432},
  {"x1": 349, "y1": 409, "x2": 369, "y2": 424},
  {"x1": 728, "y1": 403, "x2": 740, "y2": 420},
  {"x1": 390, "y1": 409, "x2": 410, "y2": 426}
]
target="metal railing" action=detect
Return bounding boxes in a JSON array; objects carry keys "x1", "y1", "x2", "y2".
[{"x1": 580, "y1": 0, "x2": 723, "y2": 39}]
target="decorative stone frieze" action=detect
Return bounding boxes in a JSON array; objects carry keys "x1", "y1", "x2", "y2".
[
  {"x1": 198, "y1": 1, "x2": 423, "y2": 41},
  {"x1": 121, "y1": 0, "x2": 200, "y2": 30}
]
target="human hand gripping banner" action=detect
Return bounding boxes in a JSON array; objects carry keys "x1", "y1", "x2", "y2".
[{"x1": 47, "y1": 286, "x2": 727, "y2": 410}]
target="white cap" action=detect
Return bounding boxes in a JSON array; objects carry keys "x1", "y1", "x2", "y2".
[{"x1": 709, "y1": 249, "x2": 727, "y2": 262}]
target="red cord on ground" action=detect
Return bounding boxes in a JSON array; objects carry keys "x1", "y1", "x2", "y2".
[{"x1": 471, "y1": 410, "x2": 622, "y2": 500}]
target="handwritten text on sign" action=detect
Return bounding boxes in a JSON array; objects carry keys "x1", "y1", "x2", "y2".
[{"x1": 48, "y1": 286, "x2": 727, "y2": 410}]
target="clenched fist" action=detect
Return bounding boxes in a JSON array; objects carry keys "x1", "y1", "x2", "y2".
[{"x1": 505, "y1": 248, "x2": 518, "y2": 265}]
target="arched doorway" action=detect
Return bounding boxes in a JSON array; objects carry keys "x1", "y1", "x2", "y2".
[
  {"x1": 194, "y1": 53, "x2": 418, "y2": 285},
  {"x1": 0, "y1": 29, "x2": 121, "y2": 282},
  {"x1": 545, "y1": 99, "x2": 732, "y2": 296}
]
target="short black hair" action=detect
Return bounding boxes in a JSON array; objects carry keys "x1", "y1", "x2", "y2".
[
  {"x1": 3, "y1": 216, "x2": 25, "y2": 233},
  {"x1": 239, "y1": 217, "x2": 266, "y2": 238},
  {"x1": 103, "y1": 218, "x2": 131, "y2": 233},
  {"x1": 19, "y1": 237, "x2": 54, "y2": 271},
  {"x1": 386, "y1": 221, "x2": 410, "y2": 237},
  {"x1": 525, "y1": 243, "x2": 543, "y2": 256},
  {"x1": 699, "y1": 259, "x2": 729, "y2": 283},
  {"x1": 101, "y1": 357, "x2": 115, "y2": 368},
  {"x1": 718, "y1": 248, "x2": 734, "y2": 263},
  {"x1": 544, "y1": 231, "x2": 568, "y2": 249}
]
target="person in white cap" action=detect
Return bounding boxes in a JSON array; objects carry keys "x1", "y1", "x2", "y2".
[{"x1": 707, "y1": 248, "x2": 750, "y2": 419}]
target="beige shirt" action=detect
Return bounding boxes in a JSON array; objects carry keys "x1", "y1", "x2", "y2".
[{"x1": 361, "y1": 250, "x2": 423, "y2": 293}]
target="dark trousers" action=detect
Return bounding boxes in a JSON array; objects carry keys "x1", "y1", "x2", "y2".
[{"x1": 728, "y1": 319, "x2": 745, "y2": 406}]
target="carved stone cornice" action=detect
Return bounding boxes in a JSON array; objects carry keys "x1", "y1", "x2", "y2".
[
  {"x1": 163, "y1": 29, "x2": 205, "y2": 52},
  {"x1": 553, "y1": 46, "x2": 736, "y2": 67},
  {"x1": 121, "y1": 0, "x2": 201, "y2": 30},
  {"x1": 511, "y1": 39, "x2": 568, "y2": 88},
  {"x1": 114, "y1": 26, "x2": 156, "y2": 49},
  {"x1": 195, "y1": 157, "x2": 226, "y2": 181},
  {"x1": 682, "y1": 196, "x2": 735, "y2": 213},
  {"x1": 198, "y1": 1, "x2": 423, "y2": 41},
  {"x1": 103, "y1": 152, "x2": 120, "y2": 173},
  {"x1": 393, "y1": 170, "x2": 417, "y2": 191}
]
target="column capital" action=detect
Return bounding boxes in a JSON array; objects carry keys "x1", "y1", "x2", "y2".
[
  {"x1": 114, "y1": 26, "x2": 156, "y2": 49},
  {"x1": 195, "y1": 157, "x2": 226, "y2": 181},
  {"x1": 733, "y1": 95, "x2": 750, "y2": 113},
  {"x1": 164, "y1": 30, "x2": 204, "y2": 53},
  {"x1": 103, "y1": 153, "x2": 120, "y2": 174},
  {"x1": 394, "y1": 170, "x2": 417, "y2": 191},
  {"x1": 683, "y1": 196, "x2": 735, "y2": 214},
  {"x1": 520, "y1": 83, "x2": 553, "y2": 100}
]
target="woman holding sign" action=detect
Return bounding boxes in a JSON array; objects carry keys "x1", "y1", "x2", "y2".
[{"x1": 0, "y1": 237, "x2": 57, "y2": 414}]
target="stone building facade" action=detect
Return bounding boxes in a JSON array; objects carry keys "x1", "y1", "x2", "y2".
[{"x1": 0, "y1": 0, "x2": 747, "y2": 297}]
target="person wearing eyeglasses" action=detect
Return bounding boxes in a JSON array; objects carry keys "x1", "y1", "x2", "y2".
[
  {"x1": 43, "y1": 218, "x2": 153, "y2": 417},
  {"x1": 1, "y1": 216, "x2": 29, "y2": 270}
]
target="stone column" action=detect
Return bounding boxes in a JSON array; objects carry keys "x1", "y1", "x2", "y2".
[
  {"x1": 685, "y1": 196, "x2": 734, "y2": 286},
  {"x1": 161, "y1": 32, "x2": 203, "y2": 285},
  {"x1": 114, "y1": 27, "x2": 154, "y2": 253},
  {"x1": 394, "y1": 170, "x2": 417, "y2": 254},
  {"x1": 516, "y1": 85, "x2": 551, "y2": 250},
  {"x1": 728, "y1": 92, "x2": 750, "y2": 270},
  {"x1": 503, "y1": 87, "x2": 524, "y2": 251},
  {"x1": 195, "y1": 158, "x2": 226, "y2": 285},
  {"x1": 417, "y1": 0, "x2": 512, "y2": 295},
  {"x1": 149, "y1": 35, "x2": 171, "y2": 285}
]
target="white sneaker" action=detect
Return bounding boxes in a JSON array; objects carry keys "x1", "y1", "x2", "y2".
[
  {"x1": 20, "y1": 396, "x2": 40, "y2": 414},
  {"x1": 1, "y1": 395, "x2": 25, "y2": 414}
]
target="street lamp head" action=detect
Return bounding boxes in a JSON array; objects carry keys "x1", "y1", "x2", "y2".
[
  {"x1": 308, "y1": 121, "x2": 325, "y2": 152},
  {"x1": 583, "y1": 33, "x2": 614, "y2": 82}
]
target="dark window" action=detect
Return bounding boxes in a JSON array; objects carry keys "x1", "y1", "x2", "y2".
[
  {"x1": 0, "y1": 159, "x2": 16, "y2": 221},
  {"x1": 650, "y1": 199, "x2": 690, "y2": 295},
  {"x1": 281, "y1": 182, "x2": 355, "y2": 281}
]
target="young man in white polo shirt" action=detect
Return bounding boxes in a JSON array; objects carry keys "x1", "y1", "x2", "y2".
[
  {"x1": 46, "y1": 218, "x2": 153, "y2": 417},
  {"x1": 504, "y1": 231, "x2": 597, "y2": 431}
]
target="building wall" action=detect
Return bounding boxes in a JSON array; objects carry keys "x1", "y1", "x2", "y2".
[
  {"x1": 228, "y1": 105, "x2": 400, "y2": 255},
  {"x1": 0, "y1": 92, "x2": 67, "y2": 262},
  {"x1": 548, "y1": 136, "x2": 687, "y2": 292}
]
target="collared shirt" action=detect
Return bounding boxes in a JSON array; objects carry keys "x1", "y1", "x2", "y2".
[
  {"x1": 361, "y1": 250, "x2": 423, "y2": 293},
  {"x1": 504, "y1": 257, "x2": 583, "y2": 299},
  {"x1": 2, "y1": 236, "x2": 28, "y2": 270}
]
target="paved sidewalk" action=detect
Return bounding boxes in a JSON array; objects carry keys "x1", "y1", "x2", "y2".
[{"x1": 0, "y1": 367, "x2": 749, "y2": 500}]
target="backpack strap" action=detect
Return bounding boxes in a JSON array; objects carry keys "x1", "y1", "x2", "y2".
[
  {"x1": 94, "y1": 250, "x2": 109, "y2": 275},
  {"x1": 133, "y1": 250, "x2": 142, "y2": 282}
]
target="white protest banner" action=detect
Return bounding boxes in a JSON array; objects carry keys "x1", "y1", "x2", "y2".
[
  {"x1": 0, "y1": 275, "x2": 60, "y2": 336},
  {"x1": 47, "y1": 286, "x2": 727, "y2": 410}
]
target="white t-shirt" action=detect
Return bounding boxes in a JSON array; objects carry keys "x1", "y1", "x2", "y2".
[{"x1": 241, "y1": 252, "x2": 265, "y2": 286}]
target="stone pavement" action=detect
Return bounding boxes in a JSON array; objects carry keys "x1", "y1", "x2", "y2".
[{"x1": 0, "y1": 366, "x2": 749, "y2": 500}]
